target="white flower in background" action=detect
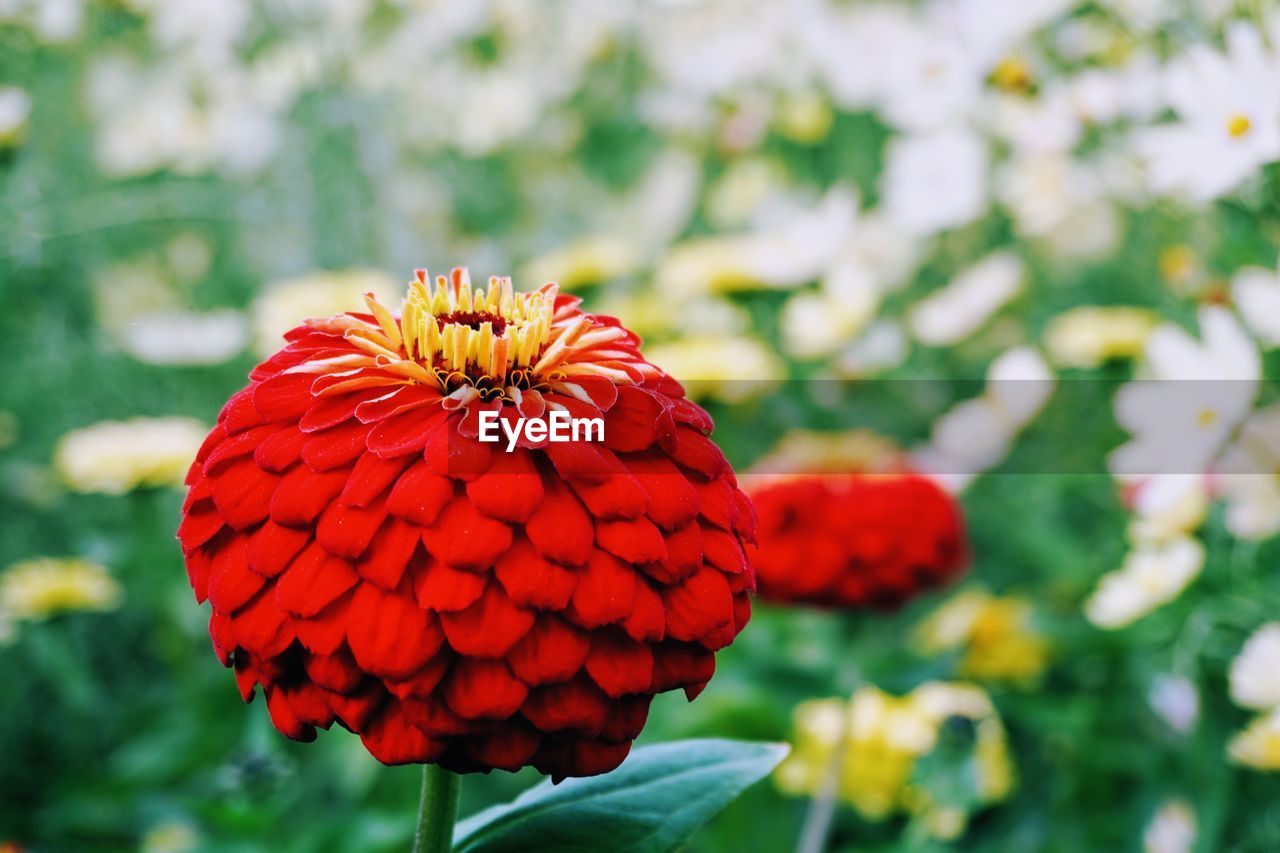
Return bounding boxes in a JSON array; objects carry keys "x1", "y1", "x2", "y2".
[
  {"x1": 251, "y1": 269, "x2": 398, "y2": 355},
  {"x1": 124, "y1": 0, "x2": 250, "y2": 60},
  {"x1": 836, "y1": 321, "x2": 910, "y2": 378},
  {"x1": 1126, "y1": 474, "x2": 1209, "y2": 543},
  {"x1": 55, "y1": 417, "x2": 208, "y2": 494},
  {"x1": 1232, "y1": 265, "x2": 1280, "y2": 347},
  {"x1": 1218, "y1": 405, "x2": 1280, "y2": 540},
  {"x1": 87, "y1": 56, "x2": 280, "y2": 177},
  {"x1": 656, "y1": 186, "x2": 856, "y2": 297},
  {"x1": 704, "y1": 157, "x2": 790, "y2": 229},
  {"x1": 1136, "y1": 22, "x2": 1280, "y2": 201},
  {"x1": 808, "y1": 3, "x2": 916, "y2": 110},
  {"x1": 1085, "y1": 536, "x2": 1205, "y2": 629},
  {"x1": 876, "y1": 20, "x2": 983, "y2": 132},
  {"x1": 1228, "y1": 706, "x2": 1280, "y2": 770},
  {"x1": 1043, "y1": 306, "x2": 1159, "y2": 368},
  {"x1": 941, "y1": 0, "x2": 1073, "y2": 65},
  {"x1": 840, "y1": 212, "x2": 923, "y2": 292},
  {"x1": 640, "y1": 0, "x2": 797, "y2": 100},
  {"x1": 0, "y1": 0, "x2": 84, "y2": 43},
  {"x1": 915, "y1": 347, "x2": 1053, "y2": 489},
  {"x1": 0, "y1": 86, "x2": 32, "y2": 146},
  {"x1": 780, "y1": 259, "x2": 882, "y2": 359},
  {"x1": 909, "y1": 252, "x2": 1023, "y2": 346},
  {"x1": 1110, "y1": 308, "x2": 1261, "y2": 476},
  {"x1": 1230, "y1": 623, "x2": 1280, "y2": 711},
  {"x1": 122, "y1": 310, "x2": 249, "y2": 366},
  {"x1": 987, "y1": 94, "x2": 1081, "y2": 156},
  {"x1": 986, "y1": 346, "x2": 1055, "y2": 425},
  {"x1": 883, "y1": 127, "x2": 989, "y2": 235},
  {"x1": 998, "y1": 151, "x2": 1099, "y2": 237},
  {"x1": 1143, "y1": 800, "x2": 1196, "y2": 853},
  {"x1": 1148, "y1": 675, "x2": 1199, "y2": 733}
]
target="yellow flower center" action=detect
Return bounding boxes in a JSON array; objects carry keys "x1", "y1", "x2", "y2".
[
  {"x1": 396, "y1": 270, "x2": 554, "y2": 384},
  {"x1": 991, "y1": 57, "x2": 1033, "y2": 94},
  {"x1": 1197, "y1": 407, "x2": 1219, "y2": 429},
  {"x1": 1228, "y1": 113, "x2": 1252, "y2": 139},
  {"x1": 300, "y1": 268, "x2": 637, "y2": 402}
]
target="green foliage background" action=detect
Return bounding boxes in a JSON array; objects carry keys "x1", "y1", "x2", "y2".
[{"x1": 3, "y1": 3, "x2": 1280, "y2": 851}]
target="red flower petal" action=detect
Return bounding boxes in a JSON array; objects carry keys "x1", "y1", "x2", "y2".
[
  {"x1": 662, "y1": 567, "x2": 734, "y2": 643},
  {"x1": 585, "y1": 631, "x2": 654, "y2": 698},
  {"x1": 270, "y1": 465, "x2": 349, "y2": 526},
  {"x1": 521, "y1": 677, "x2": 609, "y2": 733},
  {"x1": 494, "y1": 537, "x2": 577, "y2": 610},
  {"x1": 440, "y1": 582, "x2": 536, "y2": 657},
  {"x1": 525, "y1": 480, "x2": 594, "y2": 566},
  {"x1": 506, "y1": 616, "x2": 590, "y2": 685},
  {"x1": 565, "y1": 551, "x2": 636, "y2": 628},
  {"x1": 386, "y1": 459, "x2": 456, "y2": 526},
  {"x1": 207, "y1": 538, "x2": 264, "y2": 614},
  {"x1": 443, "y1": 658, "x2": 528, "y2": 719},
  {"x1": 465, "y1": 449, "x2": 545, "y2": 523},
  {"x1": 253, "y1": 427, "x2": 308, "y2": 473},
  {"x1": 354, "y1": 519, "x2": 420, "y2": 591},
  {"x1": 316, "y1": 500, "x2": 388, "y2": 560},
  {"x1": 421, "y1": 497, "x2": 512, "y2": 570},
  {"x1": 211, "y1": 459, "x2": 280, "y2": 530},
  {"x1": 341, "y1": 451, "x2": 415, "y2": 508},
  {"x1": 275, "y1": 543, "x2": 360, "y2": 618},
  {"x1": 361, "y1": 703, "x2": 444, "y2": 765},
  {"x1": 368, "y1": 408, "x2": 448, "y2": 458},
  {"x1": 411, "y1": 557, "x2": 488, "y2": 612},
  {"x1": 346, "y1": 582, "x2": 444, "y2": 679},
  {"x1": 595, "y1": 516, "x2": 668, "y2": 564},
  {"x1": 247, "y1": 521, "x2": 311, "y2": 578}
]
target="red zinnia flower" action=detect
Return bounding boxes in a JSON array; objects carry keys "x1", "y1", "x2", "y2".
[
  {"x1": 178, "y1": 268, "x2": 755, "y2": 778},
  {"x1": 744, "y1": 432, "x2": 966, "y2": 609}
]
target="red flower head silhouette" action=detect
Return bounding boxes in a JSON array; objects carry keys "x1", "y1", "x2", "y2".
[
  {"x1": 745, "y1": 431, "x2": 966, "y2": 609},
  {"x1": 178, "y1": 269, "x2": 755, "y2": 778}
]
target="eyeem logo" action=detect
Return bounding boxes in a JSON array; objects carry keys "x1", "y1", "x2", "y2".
[{"x1": 477, "y1": 410, "x2": 605, "y2": 452}]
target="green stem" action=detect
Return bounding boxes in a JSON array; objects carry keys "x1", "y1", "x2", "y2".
[{"x1": 413, "y1": 764, "x2": 461, "y2": 853}]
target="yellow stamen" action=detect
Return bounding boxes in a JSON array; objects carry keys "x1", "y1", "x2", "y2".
[
  {"x1": 302, "y1": 267, "x2": 639, "y2": 402},
  {"x1": 1228, "y1": 114, "x2": 1252, "y2": 138}
]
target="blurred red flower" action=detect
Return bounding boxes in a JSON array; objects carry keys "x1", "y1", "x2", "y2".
[
  {"x1": 178, "y1": 268, "x2": 755, "y2": 778},
  {"x1": 745, "y1": 433, "x2": 966, "y2": 608}
]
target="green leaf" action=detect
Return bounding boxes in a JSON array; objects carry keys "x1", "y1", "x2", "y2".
[{"x1": 451, "y1": 738, "x2": 789, "y2": 853}]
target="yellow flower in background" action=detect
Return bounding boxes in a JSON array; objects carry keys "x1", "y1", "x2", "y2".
[
  {"x1": 1043, "y1": 306, "x2": 1160, "y2": 368},
  {"x1": 1158, "y1": 245, "x2": 1200, "y2": 290},
  {"x1": 521, "y1": 237, "x2": 640, "y2": 289},
  {"x1": 140, "y1": 821, "x2": 198, "y2": 853},
  {"x1": 655, "y1": 238, "x2": 761, "y2": 295},
  {"x1": 916, "y1": 588, "x2": 1049, "y2": 685},
  {"x1": 748, "y1": 429, "x2": 905, "y2": 476},
  {"x1": 645, "y1": 334, "x2": 783, "y2": 403},
  {"x1": 0, "y1": 558, "x2": 122, "y2": 622},
  {"x1": 774, "y1": 91, "x2": 834, "y2": 144},
  {"x1": 251, "y1": 269, "x2": 398, "y2": 355},
  {"x1": 55, "y1": 417, "x2": 207, "y2": 495},
  {"x1": 1084, "y1": 536, "x2": 1205, "y2": 629},
  {"x1": 1227, "y1": 623, "x2": 1280, "y2": 772},
  {"x1": 1228, "y1": 707, "x2": 1280, "y2": 770},
  {"x1": 775, "y1": 682, "x2": 1014, "y2": 839},
  {"x1": 597, "y1": 293, "x2": 751, "y2": 341}
]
